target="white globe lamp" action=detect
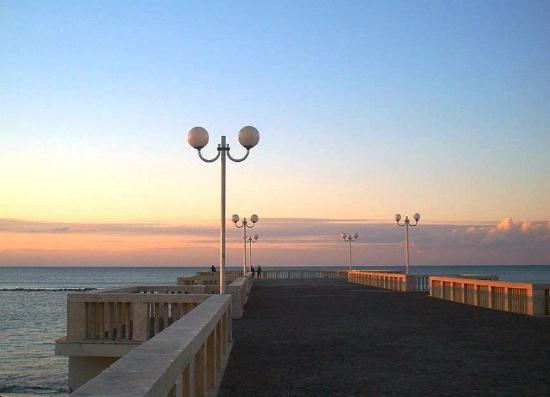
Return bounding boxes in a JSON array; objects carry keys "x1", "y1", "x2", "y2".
[
  {"x1": 187, "y1": 127, "x2": 209, "y2": 149},
  {"x1": 238, "y1": 126, "x2": 260, "y2": 149}
]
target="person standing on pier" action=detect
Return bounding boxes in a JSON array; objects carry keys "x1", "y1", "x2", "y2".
[
  {"x1": 251, "y1": 266, "x2": 255, "y2": 277},
  {"x1": 211, "y1": 264, "x2": 216, "y2": 273},
  {"x1": 257, "y1": 265, "x2": 262, "y2": 279}
]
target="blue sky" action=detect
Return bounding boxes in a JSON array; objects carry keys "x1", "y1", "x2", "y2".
[{"x1": 1, "y1": 0, "x2": 549, "y2": 223}]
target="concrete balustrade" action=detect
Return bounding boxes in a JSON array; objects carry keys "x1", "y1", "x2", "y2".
[
  {"x1": 429, "y1": 276, "x2": 550, "y2": 316},
  {"x1": 226, "y1": 276, "x2": 253, "y2": 319},
  {"x1": 177, "y1": 272, "x2": 244, "y2": 286},
  {"x1": 348, "y1": 270, "x2": 430, "y2": 292},
  {"x1": 56, "y1": 275, "x2": 254, "y2": 392},
  {"x1": 259, "y1": 270, "x2": 349, "y2": 280},
  {"x1": 70, "y1": 294, "x2": 233, "y2": 397},
  {"x1": 64, "y1": 291, "x2": 210, "y2": 343}
]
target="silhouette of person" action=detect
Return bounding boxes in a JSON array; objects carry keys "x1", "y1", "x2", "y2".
[
  {"x1": 211, "y1": 264, "x2": 216, "y2": 273},
  {"x1": 257, "y1": 265, "x2": 262, "y2": 279},
  {"x1": 251, "y1": 266, "x2": 255, "y2": 277}
]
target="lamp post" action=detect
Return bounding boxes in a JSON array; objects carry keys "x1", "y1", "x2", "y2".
[
  {"x1": 395, "y1": 213, "x2": 421, "y2": 275},
  {"x1": 247, "y1": 233, "x2": 259, "y2": 272},
  {"x1": 341, "y1": 233, "x2": 359, "y2": 270},
  {"x1": 188, "y1": 126, "x2": 260, "y2": 294},
  {"x1": 232, "y1": 214, "x2": 259, "y2": 275}
]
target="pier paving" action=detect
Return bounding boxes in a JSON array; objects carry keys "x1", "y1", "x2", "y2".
[{"x1": 219, "y1": 279, "x2": 550, "y2": 396}]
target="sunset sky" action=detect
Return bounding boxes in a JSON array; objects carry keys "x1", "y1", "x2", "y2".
[{"x1": 1, "y1": 1, "x2": 549, "y2": 266}]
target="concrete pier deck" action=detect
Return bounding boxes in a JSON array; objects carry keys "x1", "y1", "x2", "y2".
[{"x1": 219, "y1": 279, "x2": 550, "y2": 396}]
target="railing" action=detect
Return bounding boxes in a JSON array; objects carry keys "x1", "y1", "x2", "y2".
[
  {"x1": 71, "y1": 294, "x2": 233, "y2": 397},
  {"x1": 429, "y1": 276, "x2": 550, "y2": 316},
  {"x1": 56, "y1": 276, "x2": 254, "y2": 391},
  {"x1": 226, "y1": 276, "x2": 252, "y2": 319},
  {"x1": 177, "y1": 272, "x2": 243, "y2": 286},
  {"x1": 348, "y1": 270, "x2": 429, "y2": 292},
  {"x1": 259, "y1": 270, "x2": 349, "y2": 280},
  {"x1": 65, "y1": 289, "x2": 210, "y2": 342}
]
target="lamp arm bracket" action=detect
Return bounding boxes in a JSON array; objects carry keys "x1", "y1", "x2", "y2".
[
  {"x1": 198, "y1": 149, "x2": 221, "y2": 163},
  {"x1": 227, "y1": 149, "x2": 250, "y2": 163}
]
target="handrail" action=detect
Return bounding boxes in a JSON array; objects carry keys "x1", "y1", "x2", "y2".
[
  {"x1": 71, "y1": 294, "x2": 233, "y2": 397},
  {"x1": 348, "y1": 270, "x2": 430, "y2": 292},
  {"x1": 66, "y1": 292, "x2": 210, "y2": 342},
  {"x1": 259, "y1": 270, "x2": 349, "y2": 280},
  {"x1": 430, "y1": 276, "x2": 550, "y2": 316}
]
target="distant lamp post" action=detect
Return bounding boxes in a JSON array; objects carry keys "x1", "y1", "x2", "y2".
[
  {"x1": 341, "y1": 233, "x2": 359, "y2": 270},
  {"x1": 232, "y1": 214, "x2": 259, "y2": 275},
  {"x1": 247, "y1": 233, "x2": 259, "y2": 271},
  {"x1": 188, "y1": 126, "x2": 260, "y2": 293},
  {"x1": 395, "y1": 213, "x2": 421, "y2": 275}
]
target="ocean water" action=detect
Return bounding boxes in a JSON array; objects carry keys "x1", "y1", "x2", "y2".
[{"x1": 1, "y1": 265, "x2": 549, "y2": 396}]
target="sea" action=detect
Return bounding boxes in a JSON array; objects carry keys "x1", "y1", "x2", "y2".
[{"x1": 1, "y1": 265, "x2": 550, "y2": 396}]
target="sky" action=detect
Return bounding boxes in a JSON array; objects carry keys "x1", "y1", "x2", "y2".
[{"x1": 1, "y1": 1, "x2": 549, "y2": 266}]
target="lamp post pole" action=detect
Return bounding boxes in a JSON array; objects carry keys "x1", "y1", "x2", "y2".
[
  {"x1": 232, "y1": 215, "x2": 259, "y2": 275},
  {"x1": 188, "y1": 126, "x2": 260, "y2": 294},
  {"x1": 341, "y1": 233, "x2": 359, "y2": 270},
  {"x1": 395, "y1": 213, "x2": 421, "y2": 275},
  {"x1": 248, "y1": 234, "x2": 259, "y2": 271},
  {"x1": 220, "y1": 136, "x2": 227, "y2": 289}
]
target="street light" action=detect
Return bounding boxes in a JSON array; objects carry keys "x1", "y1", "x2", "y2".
[
  {"x1": 233, "y1": 214, "x2": 259, "y2": 275},
  {"x1": 247, "y1": 233, "x2": 259, "y2": 272},
  {"x1": 395, "y1": 213, "x2": 421, "y2": 275},
  {"x1": 188, "y1": 126, "x2": 260, "y2": 293},
  {"x1": 341, "y1": 233, "x2": 359, "y2": 270}
]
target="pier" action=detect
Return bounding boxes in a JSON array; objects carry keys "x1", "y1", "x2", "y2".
[
  {"x1": 220, "y1": 278, "x2": 550, "y2": 396},
  {"x1": 57, "y1": 271, "x2": 550, "y2": 396}
]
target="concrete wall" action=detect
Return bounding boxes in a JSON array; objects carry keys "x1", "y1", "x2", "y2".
[{"x1": 68, "y1": 356, "x2": 118, "y2": 392}]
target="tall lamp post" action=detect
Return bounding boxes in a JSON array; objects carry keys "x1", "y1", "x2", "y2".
[
  {"x1": 188, "y1": 126, "x2": 260, "y2": 294},
  {"x1": 232, "y1": 214, "x2": 259, "y2": 275},
  {"x1": 395, "y1": 213, "x2": 421, "y2": 275},
  {"x1": 341, "y1": 233, "x2": 359, "y2": 270},
  {"x1": 247, "y1": 233, "x2": 259, "y2": 271}
]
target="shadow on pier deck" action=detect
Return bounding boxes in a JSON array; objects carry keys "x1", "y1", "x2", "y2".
[{"x1": 219, "y1": 279, "x2": 550, "y2": 396}]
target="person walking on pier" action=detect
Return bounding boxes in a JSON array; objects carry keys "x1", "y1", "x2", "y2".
[
  {"x1": 251, "y1": 266, "x2": 255, "y2": 277},
  {"x1": 211, "y1": 264, "x2": 216, "y2": 273},
  {"x1": 257, "y1": 265, "x2": 262, "y2": 279}
]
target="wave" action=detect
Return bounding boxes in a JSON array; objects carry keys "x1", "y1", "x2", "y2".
[
  {"x1": 0, "y1": 287, "x2": 97, "y2": 292},
  {"x1": 0, "y1": 383, "x2": 68, "y2": 395}
]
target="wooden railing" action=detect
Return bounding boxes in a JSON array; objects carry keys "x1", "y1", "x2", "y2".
[
  {"x1": 348, "y1": 270, "x2": 429, "y2": 292},
  {"x1": 71, "y1": 294, "x2": 233, "y2": 397},
  {"x1": 259, "y1": 270, "x2": 349, "y2": 280},
  {"x1": 429, "y1": 276, "x2": 550, "y2": 316}
]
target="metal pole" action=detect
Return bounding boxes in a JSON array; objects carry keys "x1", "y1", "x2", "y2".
[
  {"x1": 242, "y1": 222, "x2": 247, "y2": 275},
  {"x1": 249, "y1": 239, "x2": 253, "y2": 271},
  {"x1": 405, "y1": 221, "x2": 410, "y2": 275},
  {"x1": 219, "y1": 136, "x2": 226, "y2": 294},
  {"x1": 348, "y1": 238, "x2": 352, "y2": 270}
]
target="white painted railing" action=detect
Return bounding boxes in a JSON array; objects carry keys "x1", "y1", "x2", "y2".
[
  {"x1": 348, "y1": 270, "x2": 429, "y2": 292},
  {"x1": 429, "y1": 276, "x2": 550, "y2": 316},
  {"x1": 70, "y1": 294, "x2": 233, "y2": 397}
]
